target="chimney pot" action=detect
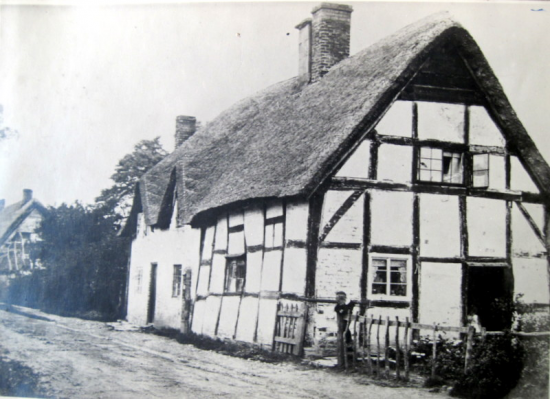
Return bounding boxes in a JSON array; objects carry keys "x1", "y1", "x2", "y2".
[
  {"x1": 175, "y1": 116, "x2": 197, "y2": 149},
  {"x1": 23, "y1": 189, "x2": 33, "y2": 204}
]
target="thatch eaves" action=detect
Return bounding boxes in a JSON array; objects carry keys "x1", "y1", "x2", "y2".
[{"x1": 130, "y1": 12, "x2": 550, "y2": 231}]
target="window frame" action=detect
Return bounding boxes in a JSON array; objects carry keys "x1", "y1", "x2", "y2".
[
  {"x1": 368, "y1": 254, "x2": 412, "y2": 302},
  {"x1": 417, "y1": 146, "x2": 465, "y2": 185},
  {"x1": 472, "y1": 153, "x2": 490, "y2": 188},
  {"x1": 172, "y1": 264, "x2": 182, "y2": 297},
  {"x1": 224, "y1": 255, "x2": 246, "y2": 294}
]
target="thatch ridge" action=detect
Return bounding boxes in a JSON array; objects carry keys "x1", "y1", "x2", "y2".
[{"x1": 126, "y1": 12, "x2": 550, "y2": 232}]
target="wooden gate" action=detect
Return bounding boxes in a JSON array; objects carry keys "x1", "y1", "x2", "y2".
[{"x1": 273, "y1": 302, "x2": 307, "y2": 356}]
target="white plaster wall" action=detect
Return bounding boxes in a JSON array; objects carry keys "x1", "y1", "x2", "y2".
[
  {"x1": 467, "y1": 197, "x2": 507, "y2": 258},
  {"x1": 511, "y1": 156, "x2": 539, "y2": 193},
  {"x1": 370, "y1": 190, "x2": 413, "y2": 247},
  {"x1": 512, "y1": 203, "x2": 546, "y2": 256},
  {"x1": 217, "y1": 296, "x2": 241, "y2": 339},
  {"x1": 260, "y1": 250, "x2": 282, "y2": 291},
  {"x1": 244, "y1": 204, "x2": 264, "y2": 246},
  {"x1": 191, "y1": 298, "x2": 206, "y2": 334},
  {"x1": 469, "y1": 106, "x2": 505, "y2": 147},
  {"x1": 210, "y1": 253, "x2": 226, "y2": 294},
  {"x1": 256, "y1": 298, "x2": 278, "y2": 346},
  {"x1": 335, "y1": 140, "x2": 371, "y2": 178},
  {"x1": 214, "y1": 215, "x2": 228, "y2": 251},
  {"x1": 375, "y1": 100, "x2": 413, "y2": 137},
  {"x1": 246, "y1": 251, "x2": 263, "y2": 293},
  {"x1": 203, "y1": 225, "x2": 216, "y2": 261},
  {"x1": 285, "y1": 198, "x2": 308, "y2": 241},
  {"x1": 235, "y1": 296, "x2": 259, "y2": 342},
  {"x1": 202, "y1": 295, "x2": 222, "y2": 337},
  {"x1": 419, "y1": 194, "x2": 461, "y2": 258},
  {"x1": 488, "y1": 155, "x2": 506, "y2": 191},
  {"x1": 196, "y1": 265, "x2": 211, "y2": 296},
  {"x1": 512, "y1": 258, "x2": 549, "y2": 304},
  {"x1": 418, "y1": 102, "x2": 465, "y2": 143},
  {"x1": 127, "y1": 215, "x2": 200, "y2": 329},
  {"x1": 316, "y1": 248, "x2": 362, "y2": 299},
  {"x1": 377, "y1": 144, "x2": 413, "y2": 184},
  {"x1": 266, "y1": 199, "x2": 283, "y2": 219},
  {"x1": 419, "y1": 262, "x2": 462, "y2": 327},
  {"x1": 321, "y1": 190, "x2": 350, "y2": 229},
  {"x1": 282, "y1": 247, "x2": 307, "y2": 294},
  {"x1": 324, "y1": 192, "x2": 363, "y2": 243}
]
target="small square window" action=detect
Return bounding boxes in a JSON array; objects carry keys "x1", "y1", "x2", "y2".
[
  {"x1": 224, "y1": 256, "x2": 246, "y2": 293},
  {"x1": 418, "y1": 147, "x2": 463, "y2": 184},
  {"x1": 369, "y1": 255, "x2": 410, "y2": 301}
]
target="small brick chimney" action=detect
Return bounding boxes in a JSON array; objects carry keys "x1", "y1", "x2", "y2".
[
  {"x1": 23, "y1": 189, "x2": 33, "y2": 204},
  {"x1": 175, "y1": 116, "x2": 196, "y2": 149},
  {"x1": 296, "y1": 3, "x2": 353, "y2": 83}
]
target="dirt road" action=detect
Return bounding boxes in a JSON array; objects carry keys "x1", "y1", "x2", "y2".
[{"x1": 0, "y1": 305, "x2": 447, "y2": 399}]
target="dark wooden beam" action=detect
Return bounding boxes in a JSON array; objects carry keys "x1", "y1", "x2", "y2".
[
  {"x1": 305, "y1": 192, "x2": 324, "y2": 298},
  {"x1": 515, "y1": 202, "x2": 545, "y2": 246},
  {"x1": 370, "y1": 245, "x2": 412, "y2": 255},
  {"x1": 320, "y1": 242, "x2": 362, "y2": 250},
  {"x1": 411, "y1": 194, "x2": 420, "y2": 323},
  {"x1": 318, "y1": 190, "x2": 364, "y2": 244},
  {"x1": 278, "y1": 200, "x2": 287, "y2": 292},
  {"x1": 361, "y1": 193, "x2": 371, "y2": 314},
  {"x1": 399, "y1": 84, "x2": 485, "y2": 105}
]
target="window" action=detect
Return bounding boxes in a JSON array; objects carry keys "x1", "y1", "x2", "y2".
[
  {"x1": 172, "y1": 264, "x2": 182, "y2": 297},
  {"x1": 224, "y1": 256, "x2": 246, "y2": 293},
  {"x1": 472, "y1": 154, "x2": 489, "y2": 188},
  {"x1": 418, "y1": 147, "x2": 463, "y2": 184},
  {"x1": 369, "y1": 255, "x2": 410, "y2": 301}
]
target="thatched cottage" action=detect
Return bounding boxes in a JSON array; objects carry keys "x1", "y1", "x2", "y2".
[
  {"x1": 0, "y1": 189, "x2": 47, "y2": 299},
  {"x1": 121, "y1": 4, "x2": 550, "y2": 355}
]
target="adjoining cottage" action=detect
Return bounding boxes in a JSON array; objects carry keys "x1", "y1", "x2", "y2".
[
  {"x1": 0, "y1": 189, "x2": 47, "y2": 300},
  {"x1": 121, "y1": 4, "x2": 550, "y2": 355}
]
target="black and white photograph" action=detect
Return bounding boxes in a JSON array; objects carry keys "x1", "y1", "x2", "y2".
[{"x1": 0, "y1": 1, "x2": 549, "y2": 398}]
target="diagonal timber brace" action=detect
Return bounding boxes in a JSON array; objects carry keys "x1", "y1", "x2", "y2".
[
  {"x1": 515, "y1": 201, "x2": 545, "y2": 247},
  {"x1": 318, "y1": 190, "x2": 365, "y2": 244}
]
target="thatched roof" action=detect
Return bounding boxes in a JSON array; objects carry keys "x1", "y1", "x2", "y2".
[
  {"x1": 0, "y1": 199, "x2": 47, "y2": 246},
  {"x1": 123, "y1": 12, "x2": 550, "y2": 233}
]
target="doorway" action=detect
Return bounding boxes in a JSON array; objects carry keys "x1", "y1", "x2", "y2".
[
  {"x1": 147, "y1": 263, "x2": 158, "y2": 324},
  {"x1": 467, "y1": 266, "x2": 513, "y2": 331}
]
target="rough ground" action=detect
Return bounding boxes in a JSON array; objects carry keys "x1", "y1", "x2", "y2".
[{"x1": 0, "y1": 305, "x2": 448, "y2": 399}]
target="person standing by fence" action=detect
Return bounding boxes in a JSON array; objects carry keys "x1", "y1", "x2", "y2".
[{"x1": 334, "y1": 291, "x2": 355, "y2": 367}]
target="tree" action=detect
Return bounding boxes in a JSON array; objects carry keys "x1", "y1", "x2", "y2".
[
  {"x1": 10, "y1": 202, "x2": 130, "y2": 319},
  {"x1": 96, "y1": 137, "x2": 167, "y2": 221}
]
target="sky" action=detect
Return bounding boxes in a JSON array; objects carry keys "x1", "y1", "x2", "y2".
[{"x1": 0, "y1": 1, "x2": 549, "y2": 207}]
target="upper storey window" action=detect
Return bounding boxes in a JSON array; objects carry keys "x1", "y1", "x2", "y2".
[{"x1": 418, "y1": 147, "x2": 464, "y2": 184}]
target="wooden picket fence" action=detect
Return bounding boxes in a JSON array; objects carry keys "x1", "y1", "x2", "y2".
[
  {"x1": 338, "y1": 314, "x2": 476, "y2": 380},
  {"x1": 273, "y1": 302, "x2": 307, "y2": 356}
]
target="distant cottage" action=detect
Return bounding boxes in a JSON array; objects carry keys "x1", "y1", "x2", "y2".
[
  {"x1": 121, "y1": 4, "x2": 550, "y2": 355},
  {"x1": 0, "y1": 190, "x2": 47, "y2": 299}
]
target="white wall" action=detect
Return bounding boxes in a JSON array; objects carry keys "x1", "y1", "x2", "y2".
[
  {"x1": 375, "y1": 100, "x2": 413, "y2": 137},
  {"x1": 418, "y1": 102, "x2": 465, "y2": 143},
  {"x1": 419, "y1": 194, "x2": 461, "y2": 258},
  {"x1": 419, "y1": 262, "x2": 462, "y2": 327},
  {"x1": 469, "y1": 106, "x2": 505, "y2": 147},
  {"x1": 127, "y1": 214, "x2": 200, "y2": 329},
  {"x1": 467, "y1": 197, "x2": 506, "y2": 258},
  {"x1": 377, "y1": 144, "x2": 413, "y2": 184},
  {"x1": 370, "y1": 190, "x2": 413, "y2": 247}
]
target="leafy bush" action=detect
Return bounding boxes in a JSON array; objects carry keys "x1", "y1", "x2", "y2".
[{"x1": 451, "y1": 332, "x2": 524, "y2": 399}]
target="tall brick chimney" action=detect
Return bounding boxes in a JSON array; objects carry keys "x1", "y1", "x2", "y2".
[
  {"x1": 175, "y1": 116, "x2": 196, "y2": 149},
  {"x1": 296, "y1": 3, "x2": 353, "y2": 83},
  {"x1": 23, "y1": 189, "x2": 33, "y2": 204}
]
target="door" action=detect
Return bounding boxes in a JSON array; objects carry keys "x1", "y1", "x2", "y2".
[
  {"x1": 147, "y1": 263, "x2": 158, "y2": 324},
  {"x1": 467, "y1": 266, "x2": 513, "y2": 331},
  {"x1": 181, "y1": 269, "x2": 192, "y2": 333}
]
